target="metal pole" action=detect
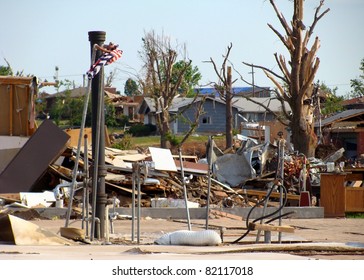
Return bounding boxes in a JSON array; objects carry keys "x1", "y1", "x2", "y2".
[
  {"x1": 178, "y1": 147, "x2": 191, "y2": 231},
  {"x1": 205, "y1": 136, "x2": 213, "y2": 229},
  {"x1": 88, "y1": 31, "x2": 107, "y2": 240},
  {"x1": 278, "y1": 138, "x2": 285, "y2": 243},
  {"x1": 64, "y1": 70, "x2": 93, "y2": 228},
  {"x1": 90, "y1": 114, "x2": 100, "y2": 241},
  {"x1": 84, "y1": 134, "x2": 89, "y2": 238},
  {"x1": 131, "y1": 163, "x2": 137, "y2": 242},
  {"x1": 81, "y1": 136, "x2": 87, "y2": 231},
  {"x1": 137, "y1": 163, "x2": 141, "y2": 244}
]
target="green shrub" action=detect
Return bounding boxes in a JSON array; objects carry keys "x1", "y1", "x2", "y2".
[
  {"x1": 128, "y1": 124, "x2": 157, "y2": 137},
  {"x1": 112, "y1": 133, "x2": 133, "y2": 150}
]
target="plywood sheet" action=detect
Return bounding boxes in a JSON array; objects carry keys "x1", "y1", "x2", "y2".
[{"x1": 0, "y1": 120, "x2": 70, "y2": 193}]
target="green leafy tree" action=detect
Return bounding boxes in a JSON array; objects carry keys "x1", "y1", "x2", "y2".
[
  {"x1": 350, "y1": 58, "x2": 364, "y2": 97},
  {"x1": 0, "y1": 65, "x2": 12, "y2": 76},
  {"x1": 0, "y1": 58, "x2": 24, "y2": 76},
  {"x1": 105, "y1": 102, "x2": 118, "y2": 127},
  {"x1": 124, "y1": 78, "x2": 141, "y2": 96},
  {"x1": 50, "y1": 95, "x2": 66, "y2": 126},
  {"x1": 49, "y1": 86, "x2": 91, "y2": 127},
  {"x1": 319, "y1": 82, "x2": 344, "y2": 116},
  {"x1": 171, "y1": 60, "x2": 201, "y2": 97}
]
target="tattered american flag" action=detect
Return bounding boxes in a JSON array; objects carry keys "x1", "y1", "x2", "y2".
[{"x1": 86, "y1": 48, "x2": 123, "y2": 79}]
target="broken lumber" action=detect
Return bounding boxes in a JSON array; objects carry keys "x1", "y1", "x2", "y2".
[
  {"x1": 248, "y1": 222, "x2": 295, "y2": 233},
  {"x1": 243, "y1": 189, "x2": 300, "y2": 201}
]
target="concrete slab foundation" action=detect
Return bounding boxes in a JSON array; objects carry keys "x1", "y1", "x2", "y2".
[{"x1": 32, "y1": 206, "x2": 324, "y2": 220}]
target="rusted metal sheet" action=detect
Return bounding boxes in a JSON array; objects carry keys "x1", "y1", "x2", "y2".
[{"x1": 0, "y1": 120, "x2": 70, "y2": 193}]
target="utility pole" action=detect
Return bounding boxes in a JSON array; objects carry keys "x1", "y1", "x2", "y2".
[
  {"x1": 88, "y1": 31, "x2": 107, "y2": 239},
  {"x1": 225, "y1": 66, "x2": 233, "y2": 149},
  {"x1": 248, "y1": 65, "x2": 255, "y2": 96}
]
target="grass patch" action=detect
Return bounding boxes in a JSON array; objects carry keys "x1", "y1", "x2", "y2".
[
  {"x1": 130, "y1": 134, "x2": 225, "y2": 148},
  {"x1": 346, "y1": 212, "x2": 364, "y2": 218}
]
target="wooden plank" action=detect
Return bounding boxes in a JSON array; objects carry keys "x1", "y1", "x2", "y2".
[
  {"x1": 0, "y1": 193, "x2": 21, "y2": 202},
  {"x1": 248, "y1": 222, "x2": 295, "y2": 233},
  {"x1": 345, "y1": 187, "x2": 364, "y2": 212},
  {"x1": 244, "y1": 189, "x2": 300, "y2": 201},
  {"x1": 65, "y1": 127, "x2": 92, "y2": 147},
  {"x1": 9, "y1": 85, "x2": 13, "y2": 135},
  {"x1": 0, "y1": 76, "x2": 34, "y2": 85},
  {"x1": 320, "y1": 173, "x2": 346, "y2": 217},
  {"x1": 25, "y1": 86, "x2": 30, "y2": 136},
  {"x1": 172, "y1": 155, "x2": 198, "y2": 162},
  {"x1": 106, "y1": 181, "x2": 145, "y2": 195},
  {"x1": 0, "y1": 85, "x2": 11, "y2": 135}
]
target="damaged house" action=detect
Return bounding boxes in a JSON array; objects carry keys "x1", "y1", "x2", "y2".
[
  {"x1": 316, "y1": 108, "x2": 364, "y2": 160},
  {"x1": 138, "y1": 87, "x2": 290, "y2": 144},
  {"x1": 41, "y1": 86, "x2": 142, "y2": 124}
]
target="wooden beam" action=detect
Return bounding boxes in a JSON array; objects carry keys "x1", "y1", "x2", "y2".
[
  {"x1": 106, "y1": 181, "x2": 146, "y2": 195},
  {"x1": 0, "y1": 76, "x2": 34, "y2": 85},
  {"x1": 0, "y1": 193, "x2": 21, "y2": 202},
  {"x1": 244, "y1": 189, "x2": 300, "y2": 201},
  {"x1": 248, "y1": 222, "x2": 295, "y2": 233},
  {"x1": 9, "y1": 85, "x2": 13, "y2": 135}
]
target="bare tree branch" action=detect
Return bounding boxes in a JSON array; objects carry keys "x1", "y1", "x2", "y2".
[
  {"x1": 178, "y1": 95, "x2": 206, "y2": 148},
  {"x1": 267, "y1": 24, "x2": 292, "y2": 51},
  {"x1": 242, "y1": 61, "x2": 287, "y2": 84},
  {"x1": 308, "y1": 1, "x2": 330, "y2": 38},
  {"x1": 269, "y1": 0, "x2": 292, "y2": 37}
]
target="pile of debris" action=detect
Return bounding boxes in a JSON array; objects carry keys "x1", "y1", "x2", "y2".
[{"x1": 0, "y1": 120, "x2": 346, "y2": 214}]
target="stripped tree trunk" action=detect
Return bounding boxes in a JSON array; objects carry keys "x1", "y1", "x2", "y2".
[{"x1": 245, "y1": 0, "x2": 329, "y2": 157}]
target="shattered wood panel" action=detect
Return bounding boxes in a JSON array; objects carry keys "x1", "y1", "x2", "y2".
[
  {"x1": 65, "y1": 126, "x2": 111, "y2": 148},
  {"x1": 65, "y1": 127, "x2": 92, "y2": 147},
  {"x1": 174, "y1": 160, "x2": 208, "y2": 175},
  {"x1": 0, "y1": 84, "x2": 32, "y2": 136},
  {"x1": 0, "y1": 120, "x2": 70, "y2": 193}
]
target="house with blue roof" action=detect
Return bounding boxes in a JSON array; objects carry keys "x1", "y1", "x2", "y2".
[
  {"x1": 138, "y1": 87, "x2": 290, "y2": 141},
  {"x1": 194, "y1": 86, "x2": 271, "y2": 98}
]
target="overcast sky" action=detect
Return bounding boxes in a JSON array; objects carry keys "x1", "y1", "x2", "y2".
[{"x1": 1, "y1": 0, "x2": 363, "y2": 96}]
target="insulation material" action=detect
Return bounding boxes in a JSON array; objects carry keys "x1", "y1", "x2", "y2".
[
  {"x1": 151, "y1": 198, "x2": 199, "y2": 208},
  {"x1": 19, "y1": 191, "x2": 56, "y2": 207}
]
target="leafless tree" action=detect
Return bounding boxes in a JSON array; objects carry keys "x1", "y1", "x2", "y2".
[
  {"x1": 207, "y1": 43, "x2": 237, "y2": 149},
  {"x1": 140, "y1": 30, "x2": 204, "y2": 148}
]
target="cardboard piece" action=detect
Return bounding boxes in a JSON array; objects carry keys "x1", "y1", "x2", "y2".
[{"x1": 0, "y1": 214, "x2": 73, "y2": 245}]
